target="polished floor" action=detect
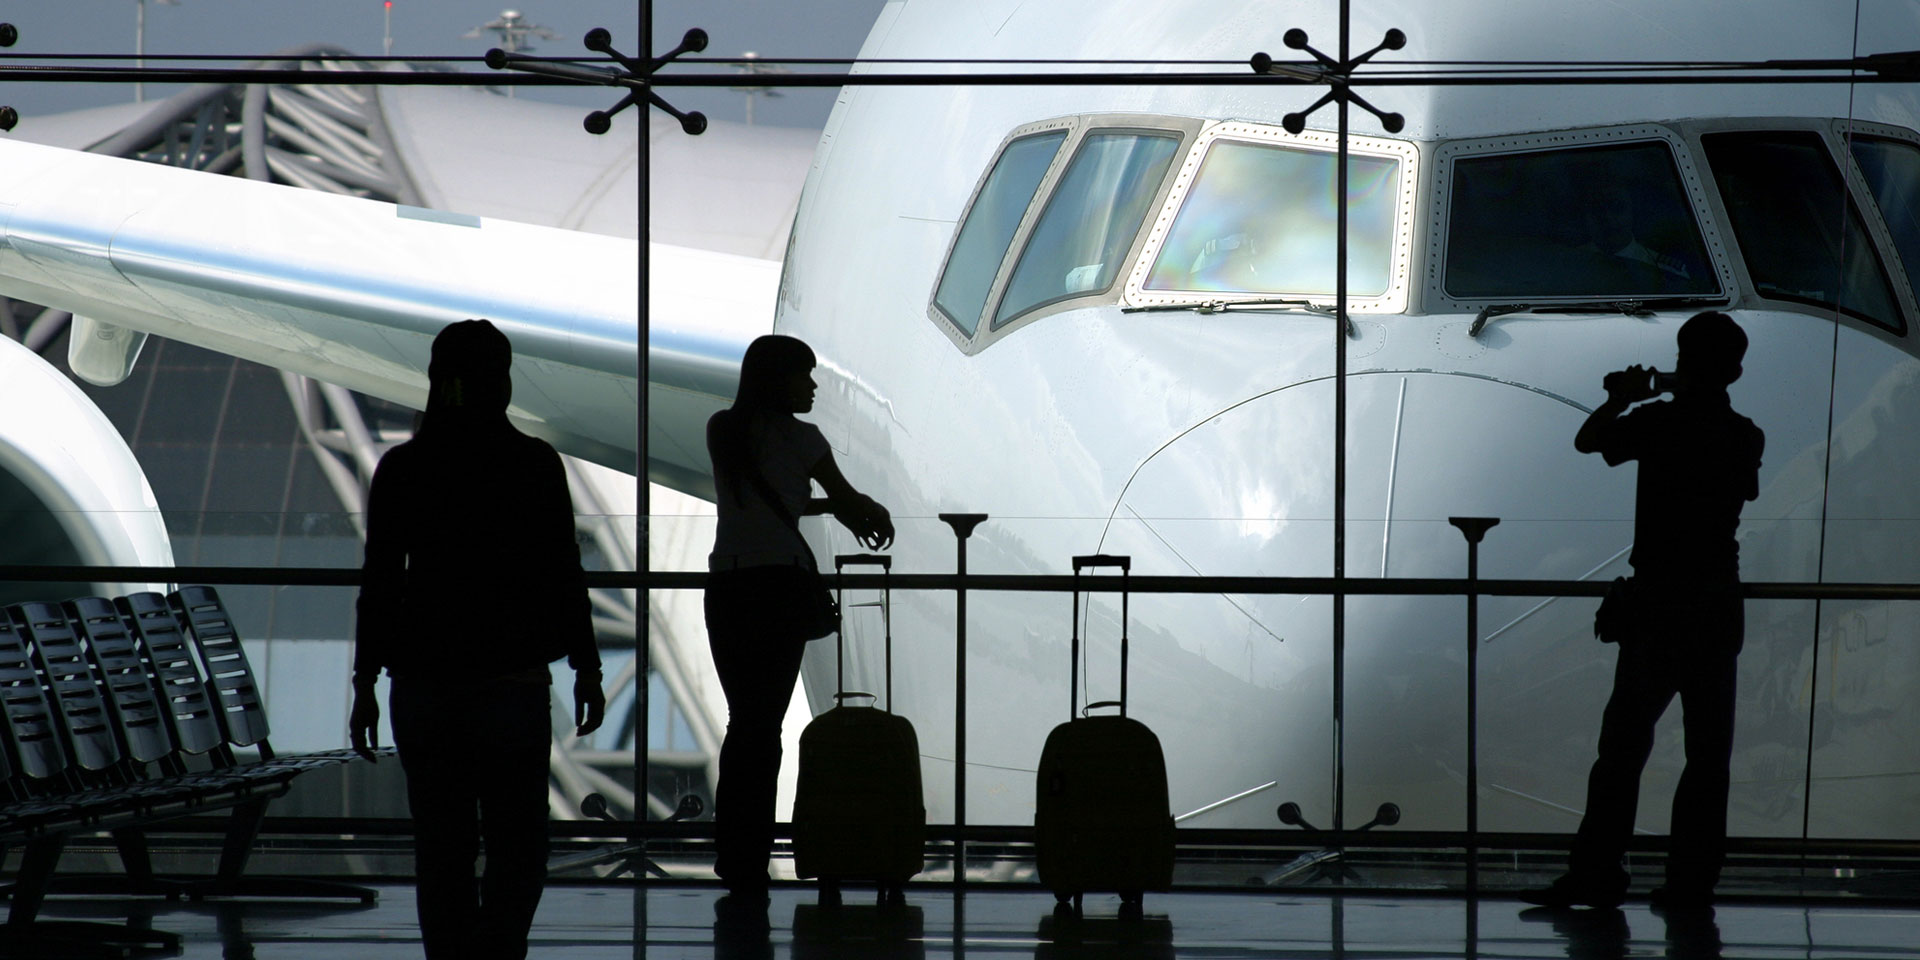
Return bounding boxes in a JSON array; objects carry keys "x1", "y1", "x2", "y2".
[{"x1": 24, "y1": 880, "x2": 1920, "y2": 959}]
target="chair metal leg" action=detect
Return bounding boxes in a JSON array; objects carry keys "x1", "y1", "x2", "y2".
[
  {"x1": 177, "y1": 798, "x2": 379, "y2": 904},
  {"x1": 0, "y1": 835, "x2": 183, "y2": 957}
]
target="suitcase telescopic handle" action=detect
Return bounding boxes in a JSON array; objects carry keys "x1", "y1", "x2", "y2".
[
  {"x1": 834, "y1": 554, "x2": 894, "y2": 710},
  {"x1": 1069, "y1": 554, "x2": 1132, "y2": 721},
  {"x1": 1082, "y1": 700, "x2": 1123, "y2": 716}
]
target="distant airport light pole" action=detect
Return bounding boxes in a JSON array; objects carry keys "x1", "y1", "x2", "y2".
[
  {"x1": 133, "y1": 0, "x2": 181, "y2": 104},
  {"x1": 383, "y1": 2, "x2": 393, "y2": 58},
  {"x1": 729, "y1": 52, "x2": 788, "y2": 126},
  {"x1": 463, "y1": 9, "x2": 561, "y2": 99}
]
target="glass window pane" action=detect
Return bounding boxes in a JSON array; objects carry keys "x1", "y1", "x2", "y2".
[
  {"x1": 1445, "y1": 141, "x2": 1716, "y2": 299},
  {"x1": 1704, "y1": 131, "x2": 1902, "y2": 331},
  {"x1": 932, "y1": 131, "x2": 1066, "y2": 336},
  {"x1": 1849, "y1": 136, "x2": 1920, "y2": 295},
  {"x1": 1147, "y1": 142, "x2": 1400, "y2": 297},
  {"x1": 996, "y1": 132, "x2": 1181, "y2": 328}
]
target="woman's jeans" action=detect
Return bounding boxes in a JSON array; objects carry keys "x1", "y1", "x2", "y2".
[
  {"x1": 391, "y1": 678, "x2": 552, "y2": 959},
  {"x1": 705, "y1": 567, "x2": 810, "y2": 888}
]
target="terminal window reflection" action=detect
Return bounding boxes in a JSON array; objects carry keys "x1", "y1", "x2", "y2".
[
  {"x1": 996, "y1": 131, "x2": 1181, "y2": 328},
  {"x1": 1703, "y1": 131, "x2": 1903, "y2": 332},
  {"x1": 1146, "y1": 141, "x2": 1400, "y2": 297},
  {"x1": 1445, "y1": 141, "x2": 1715, "y2": 300},
  {"x1": 933, "y1": 130, "x2": 1067, "y2": 336}
]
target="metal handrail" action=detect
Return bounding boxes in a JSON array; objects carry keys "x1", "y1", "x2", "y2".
[
  {"x1": 168, "y1": 814, "x2": 1920, "y2": 861},
  {"x1": 11, "y1": 563, "x2": 1920, "y2": 602},
  {"x1": 9, "y1": 559, "x2": 1913, "y2": 865}
]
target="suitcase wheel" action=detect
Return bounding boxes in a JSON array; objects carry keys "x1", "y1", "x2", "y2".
[
  {"x1": 878, "y1": 882, "x2": 907, "y2": 908},
  {"x1": 1119, "y1": 892, "x2": 1144, "y2": 920}
]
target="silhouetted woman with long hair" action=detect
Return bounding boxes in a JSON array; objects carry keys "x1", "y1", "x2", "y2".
[
  {"x1": 705, "y1": 334, "x2": 893, "y2": 900},
  {"x1": 349, "y1": 319, "x2": 605, "y2": 959}
]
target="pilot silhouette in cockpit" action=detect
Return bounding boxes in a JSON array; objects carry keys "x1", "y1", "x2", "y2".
[
  {"x1": 1576, "y1": 183, "x2": 1697, "y2": 290},
  {"x1": 1526, "y1": 310, "x2": 1764, "y2": 913}
]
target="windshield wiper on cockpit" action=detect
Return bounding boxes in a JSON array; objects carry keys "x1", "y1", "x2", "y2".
[
  {"x1": 1123, "y1": 297, "x2": 1336, "y2": 315},
  {"x1": 1468, "y1": 296, "x2": 1730, "y2": 338},
  {"x1": 1123, "y1": 297, "x2": 1356, "y2": 335}
]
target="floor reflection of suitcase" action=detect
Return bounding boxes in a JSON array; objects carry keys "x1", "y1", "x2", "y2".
[
  {"x1": 1034, "y1": 554, "x2": 1174, "y2": 917},
  {"x1": 792, "y1": 903, "x2": 927, "y2": 960},
  {"x1": 792, "y1": 554, "x2": 925, "y2": 907}
]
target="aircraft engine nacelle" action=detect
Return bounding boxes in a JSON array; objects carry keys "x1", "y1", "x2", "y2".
[{"x1": 0, "y1": 332, "x2": 173, "y2": 605}]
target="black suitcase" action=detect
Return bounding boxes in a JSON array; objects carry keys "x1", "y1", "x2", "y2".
[
  {"x1": 1034, "y1": 554, "x2": 1174, "y2": 916},
  {"x1": 792, "y1": 554, "x2": 925, "y2": 906}
]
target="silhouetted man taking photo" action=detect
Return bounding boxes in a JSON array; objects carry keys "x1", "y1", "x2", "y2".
[{"x1": 1526, "y1": 310, "x2": 1764, "y2": 912}]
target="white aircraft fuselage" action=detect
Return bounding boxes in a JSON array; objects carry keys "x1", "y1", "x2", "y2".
[
  {"x1": 1, "y1": 0, "x2": 1915, "y2": 844},
  {"x1": 763, "y1": 0, "x2": 1920, "y2": 838}
]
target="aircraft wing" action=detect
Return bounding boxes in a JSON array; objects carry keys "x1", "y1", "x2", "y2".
[
  {"x1": 0, "y1": 136, "x2": 762, "y2": 493},
  {"x1": 645, "y1": 243, "x2": 775, "y2": 502}
]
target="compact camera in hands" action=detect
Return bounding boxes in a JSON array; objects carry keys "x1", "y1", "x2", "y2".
[{"x1": 1603, "y1": 365, "x2": 1680, "y2": 401}]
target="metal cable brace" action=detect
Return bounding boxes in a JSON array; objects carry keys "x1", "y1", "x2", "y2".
[
  {"x1": 485, "y1": 26, "x2": 709, "y2": 136},
  {"x1": 1251, "y1": 27, "x2": 1408, "y2": 133},
  {"x1": 1, "y1": 22, "x2": 20, "y2": 131}
]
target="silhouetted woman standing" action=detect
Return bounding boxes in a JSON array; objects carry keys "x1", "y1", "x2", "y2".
[
  {"x1": 705, "y1": 334, "x2": 894, "y2": 899},
  {"x1": 349, "y1": 319, "x2": 606, "y2": 960}
]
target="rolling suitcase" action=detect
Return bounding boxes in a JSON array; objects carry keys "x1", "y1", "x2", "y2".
[
  {"x1": 1034, "y1": 554, "x2": 1174, "y2": 916},
  {"x1": 792, "y1": 553, "x2": 926, "y2": 907}
]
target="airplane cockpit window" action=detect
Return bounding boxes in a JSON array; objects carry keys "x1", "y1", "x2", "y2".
[
  {"x1": 1445, "y1": 142, "x2": 1716, "y2": 299},
  {"x1": 1144, "y1": 142, "x2": 1400, "y2": 296},
  {"x1": 1849, "y1": 137, "x2": 1920, "y2": 306},
  {"x1": 1703, "y1": 131, "x2": 1903, "y2": 332},
  {"x1": 994, "y1": 132, "x2": 1182, "y2": 329},
  {"x1": 933, "y1": 130, "x2": 1068, "y2": 336}
]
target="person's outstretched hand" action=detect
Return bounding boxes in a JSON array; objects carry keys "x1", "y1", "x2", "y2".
[
  {"x1": 575, "y1": 670, "x2": 606, "y2": 738},
  {"x1": 854, "y1": 495, "x2": 895, "y2": 551},
  {"x1": 349, "y1": 686, "x2": 381, "y2": 763}
]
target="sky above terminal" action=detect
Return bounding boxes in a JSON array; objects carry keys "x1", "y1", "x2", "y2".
[{"x1": 3, "y1": 0, "x2": 886, "y2": 130}]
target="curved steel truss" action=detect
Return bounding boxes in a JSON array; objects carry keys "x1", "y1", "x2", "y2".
[{"x1": 0, "y1": 48, "x2": 701, "y2": 830}]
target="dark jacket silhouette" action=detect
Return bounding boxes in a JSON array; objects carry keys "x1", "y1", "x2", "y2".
[{"x1": 349, "y1": 319, "x2": 604, "y2": 960}]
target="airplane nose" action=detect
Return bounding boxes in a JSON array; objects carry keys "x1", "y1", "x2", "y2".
[{"x1": 1096, "y1": 372, "x2": 1638, "y2": 831}]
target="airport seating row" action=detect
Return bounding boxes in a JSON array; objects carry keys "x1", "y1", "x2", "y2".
[{"x1": 0, "y1": 585, "x2": 377, "y2": 956}]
